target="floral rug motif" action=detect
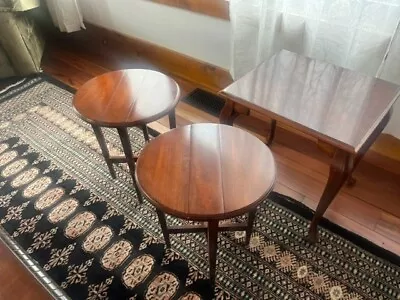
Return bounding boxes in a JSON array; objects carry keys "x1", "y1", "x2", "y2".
[{"x1": 0, "y1": 75, "x2": 399, "y2": 300}]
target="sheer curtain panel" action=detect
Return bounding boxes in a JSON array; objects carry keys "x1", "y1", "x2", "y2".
[{"x1": 46, "y1": 0, "x2": 85, "y2": 33}]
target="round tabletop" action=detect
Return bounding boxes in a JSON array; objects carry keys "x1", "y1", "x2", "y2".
[
  {"x1": 72, "y1": 69, "x2": 180, "y2": 127},
  {"x1": 136, "y1": 124, "x2": 276, "y2": 220}
]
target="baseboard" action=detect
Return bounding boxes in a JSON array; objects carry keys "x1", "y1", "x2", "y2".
[
  {"x1": 368, "y1": 134, "x2": 400, "y2": 175},
  {"x1": 49, "y1": 23, "x2": 232, "y2": 94},
  {"x1": 146, "y1": 0, "x2": 229, "y2": 20},
  {"x1": 47, "y1": 23, "x2": 400, "y2": 174}
]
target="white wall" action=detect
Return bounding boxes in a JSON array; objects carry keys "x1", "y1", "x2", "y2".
[{"x1": 78, "y1": 0, "x2": 231, "y2": 69}]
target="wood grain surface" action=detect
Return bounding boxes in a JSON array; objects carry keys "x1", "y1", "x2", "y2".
[
  {"x1": 0, "y1": 241, "x2": 51, "y2": 300},
  {"x1": 222, "y1": 50, "x2": 400, "y2": 153},
  {"x1": 73, "y1": 69, "x2": 180, "y2": 127},
  {"x1": 136, "y1": 123, "x2": 276, "y2": 220}
]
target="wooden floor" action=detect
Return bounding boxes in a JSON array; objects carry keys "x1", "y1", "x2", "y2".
[
  {"x1": 0, "y1": 242, "x2": 51, "y2": 300},
  {"x1": 0, "y1": 44, "x2": 399, "y2": 299}
]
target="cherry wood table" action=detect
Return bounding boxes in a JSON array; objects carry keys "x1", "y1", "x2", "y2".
[
  {"x1": 73, "y1": 69, "x2": 180, "y2": 203},
  {"x1": 135, "y1": 124, "x2": 276, "y2": 284},
  {"x1": 220, "y1": 50, "x2": 400, "y2": 242}
]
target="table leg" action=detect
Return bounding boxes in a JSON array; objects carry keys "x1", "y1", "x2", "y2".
[
  {"x1": 346, "y1": 156, "x2": 356, "y2": 186},
  {"x1": 346, "y1": 110, "x2": 392, "y2": 187},
  {"x1": 267, "y1": 120, "x2": 277, "y2": 146},
  {"x1": 141, "y1": 125, "x2": 150, "y2": 143},
  {"x1": 219, "y1": 100, "x2": 239, "y2": 126},
  {"x1": 307, "y1": 149, "x2": 350, "y2": 243},
  {"x1": 91, "y1": 125, "x2": 116, "y2": 179},
  {"x1": 156, "y1": 209, "x2": 171, "y2": 248},
  {"x1": 246, "y1": 209, "x2": 257, "y2": 245},
  {"x1": 207, "y1": 220, "x2": 219, "y2": 285},
  {"x1": 117, "y1": 127, "x2": 143, "y2": 204},
  {"x1": 169, "y1": 110, "x2": 177, "y2": 129}
]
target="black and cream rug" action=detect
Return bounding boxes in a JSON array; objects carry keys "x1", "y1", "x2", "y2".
[{"x1": 0, "y1": 75, "x2": 399, "y2": 300}]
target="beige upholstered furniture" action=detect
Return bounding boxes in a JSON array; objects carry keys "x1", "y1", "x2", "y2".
[{"x1": 0, "y1": 0, "x2": 44, "y2": 78}]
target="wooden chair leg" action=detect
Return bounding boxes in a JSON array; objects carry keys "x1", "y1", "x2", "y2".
[
  {"x1": 169, "y1": 110, "x2": 176, "y2": 129},
  {"x1": 117, "y1": 127, "x2": 143, "y2": 204},
  {"x1": 246, "y1": 209, "x2": 257, "y2": 245},
  {"x1": 142, "y1": 125, "x2": 150, "y2": 143},
  {"x1": 156, "y1": 209, "x2": 171, "y2": 248},
  {"x1": 207, "y1": 220, "x2": 219, "y2": 285},
  {"x1": 307, "y1": 150, "x2": 350, "y2": 243},
  {"x1": 91, "y1": 125, "x2": 116, "y2": 179}
]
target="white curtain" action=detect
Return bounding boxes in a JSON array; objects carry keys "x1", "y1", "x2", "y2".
[
  {"x1": 46, "y1": 0, "x2": 85, "y2": 33},
  {"x1": 230, "y1": 0, "x2": 400, "y2": 137}
]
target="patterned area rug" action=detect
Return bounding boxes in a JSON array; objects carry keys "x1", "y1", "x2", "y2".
[{"x1": 0, "y1": 75, "x2": 399, "y2": 300}]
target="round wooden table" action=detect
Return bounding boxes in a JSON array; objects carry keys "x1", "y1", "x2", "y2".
[
  {"x1": 135, "y1": 123, "x2": 276, "y2": 284},
  {"x1": 73, "y1": 69, "x2": 180, "y2": 203}
]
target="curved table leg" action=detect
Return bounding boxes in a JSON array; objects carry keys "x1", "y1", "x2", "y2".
[
  {"x1": 309, "y1": 110, "x2": 391, "y2": 242},
  {"x1": 207, "y1": 220, "x2": 219, "y2": 285},
  {"x1": 307, "y1": 149, "x2": 350, "y2": 243},
  {"x1": 117, "y1": 127, "x2": 143, "y2": 204}
]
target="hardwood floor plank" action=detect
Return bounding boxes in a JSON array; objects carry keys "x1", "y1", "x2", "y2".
[
  {"x1": 273, "y1": 151, "x2": 328, "y2": 201},
  {"x1": 0, "y1": 242, "x2": 52, "y2": 300},
  {"x1": 302, "y1": 197, "x2": 400, "y2": 256},
  {"x1": 375, "y1": 212, "x2": 400, "y2": 244},
  {"x1": 273, "y1": 182, "x2": 305, "y2": 203},
  {"x1": 47, "y1": 47, "x2": 109, "y2": 77},
  {"x1": 147, "y1": 121, "x2": 170, "y2": 134},
  {"x1": 176, "y1": 102, "x2": 219, "y2": 124},
  {"x1": 42, "y1": 56, "x2": 92, "y2": 89},
  {"x1": 371, "y1": 133, "x2": 400, "y2": 162},
  {"x1": 271, "y1": 142, "x2": 400, "y2": 218},
  {"x1": 271, "y1": 143, "x2": 330, "y2": 176},
  {"x1": 324, "y1": 213, "x2": 400, "y2": 256},
  {"x1": 303, "y1": 194, "x2": 380, "y2": 231},
  {"x1": 344, "y1": 163, "x2": 400, "y2": 217}
]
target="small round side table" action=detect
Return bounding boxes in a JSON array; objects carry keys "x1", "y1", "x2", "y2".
[
  {"x1": 135, "y1": 123, "x2": 276, "y2": 284},
  {"x1": 73, "y1": 69, "x2": 180, "y2": 203}
]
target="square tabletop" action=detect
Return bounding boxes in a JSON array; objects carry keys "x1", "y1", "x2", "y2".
[{"x1": 221, "y1": 50, "x2": 400, "y2": 153}]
